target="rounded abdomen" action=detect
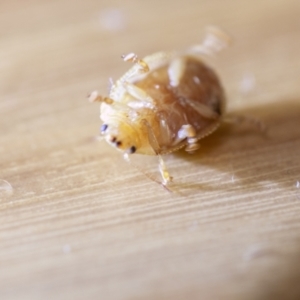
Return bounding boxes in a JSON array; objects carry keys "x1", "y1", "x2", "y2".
[{"x1": 135, "y1": 56, "x2": 225, "y2": 153}]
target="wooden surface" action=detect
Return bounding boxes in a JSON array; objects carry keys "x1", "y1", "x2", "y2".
[{"x1": 1, "y1": 0, "x2": 300, "y2": 299}]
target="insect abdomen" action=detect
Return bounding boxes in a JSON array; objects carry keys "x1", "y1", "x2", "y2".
[{"x1": 135, "y1": 56, "x2": 225, "y2": 152}]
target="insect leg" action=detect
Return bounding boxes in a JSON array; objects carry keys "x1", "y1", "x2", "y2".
[
  {"x1": 178, "y1": 124, "x2": 200, "y2": 153},
  {"x1": 184, "y1": 98, "x2": 220, "y2": 120},
  {"x1": 123, "y1": 82, "x2": 155, "y2": 108},
  {"x1": 168, "y1": 57, "x2": 186, "y2": 87},
  {"x1": 158, "y1": 155, "x2": 173, "y2": 186},
  {"x1": 119, "y1": 52, "x2": 176, "y2": 85},
  {"x1": 121, "y1": 53, "x2": 150, "y2": 73},
  {"x1": 141, "y1": 119, "x2": 174, "y2": 185},
  {"x1": 140, "y1": 119, "x2": 161, "y2": 154},
  {"x1": 123, "y1": 153, "x2": 173, "y2": 191}
]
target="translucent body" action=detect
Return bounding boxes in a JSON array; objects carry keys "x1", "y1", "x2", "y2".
[
  {"x1": 100, "y1": 52, "x2": 225, "y2": 156},
  {"x1": 91, "y1": 30, "x2": 264, "y2": 187}
]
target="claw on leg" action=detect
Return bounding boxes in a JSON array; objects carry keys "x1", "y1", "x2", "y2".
[
  {"x1": 124, "y1": 153, "x2": 173, "y2": 191},
  {"x1": 178, "y1": 124, "x2": 200, "y2": 153},
  {"x1": 159, "y1": 155, "x2": 173, "y2": 186}
]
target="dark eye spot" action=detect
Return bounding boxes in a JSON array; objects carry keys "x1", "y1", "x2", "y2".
[
  {"x1": 130, "y1": 146, "x2": 136, "y2": 153},
  {"x1": 116, "y1": 141, "x2": 122, "y2": 147},
  {"x1": 111, "y1": 136, "x2": 117, "y2": 143},
  {"x1": 101, "y1": 124, "x2": 108, "y2": 133}
]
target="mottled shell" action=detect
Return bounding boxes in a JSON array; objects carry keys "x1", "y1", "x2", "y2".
[{"x1": 100, "y1": 52, "x2": 225, "y2": 155}]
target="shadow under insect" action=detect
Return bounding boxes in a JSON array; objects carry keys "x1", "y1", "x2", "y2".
[{"x1": 172, "y1": 99, "x2": 300, "y2": 194}]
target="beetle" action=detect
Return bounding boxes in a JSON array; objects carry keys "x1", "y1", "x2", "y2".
[{"x1": 89, "y1": 28, "x2": 233, "y2": 186}]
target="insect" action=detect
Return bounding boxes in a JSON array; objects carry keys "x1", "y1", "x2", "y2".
[{"x1": 90, "y1": 28, "x2": 233, "y2": 187}]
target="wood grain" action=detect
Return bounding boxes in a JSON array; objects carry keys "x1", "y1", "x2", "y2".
[{"x1": 1, "y1": 0, "x2": 300, "y2": 299}]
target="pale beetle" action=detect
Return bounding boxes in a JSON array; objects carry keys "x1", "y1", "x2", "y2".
[{"x1": 89, "y1": 28, "x2": 261, "y2": 187}]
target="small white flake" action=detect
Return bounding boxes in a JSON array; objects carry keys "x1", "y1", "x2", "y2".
[
  {"x1": 0, "y1": 179, "x2": 13, "y2": 197},
  {"x1": 240, "y1": 72, "x2": 256, "y2": 94},
  {"x1": 243, "y1": 244, "x2": 266, "y2": 261},
  {"x1": 188, "y1": 220, "x2": 198, "y2": 231},
  {"x1": 99, "y1": 9, "x2": 126, "y2": 32},
  {"x1": 296, "y1": 181, "x2": 300, "y2": 188},
  {"x1": 62, "y1": 244, "x2": 72, "y2": 254},
  {"x1": 231, "y1": 175, "x2": 235, "y2": 183},
  {"x1": 193, "y1": 76, "x2": 201, "y2": 84}
]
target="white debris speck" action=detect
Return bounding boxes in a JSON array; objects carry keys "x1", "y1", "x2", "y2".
[
  {"x1": 188, "y1": 220, "x2": 198, "y2": 231},
  {"x1": 231, "y1": 175, "x2": 235, "y2": 183},
  {"x1": 0, "y1": 180, "x2": 13, "y2": 197},
  {"x1": 99, "y1": 9, "x2": 126, "y2": 32},
  {"x1": 240, "y1": 72, "x2": 256, "y2": 94},
  {"x1": 62, "y1": 244, "x2": 72, "y2": 254},
  {"x1": 193, "y1": 76, "x2": 201, "y2": 84},
  {"x1": 296, "y1": 181, "x2": 300, "y2": 188},
  {"x1": 243, "y1": 244, "x2": 266, "y2": 261}
]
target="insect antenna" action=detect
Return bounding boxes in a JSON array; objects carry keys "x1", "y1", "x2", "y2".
[
  {"x1": 121, "y1": 53, "x2": 150, "y2": 73},
  {"x1": 88, "y1": 90, "x2": 136, "y2": 112},
  {"x1": 88, "y1": 91, "x2": 115, "y2": 104}
]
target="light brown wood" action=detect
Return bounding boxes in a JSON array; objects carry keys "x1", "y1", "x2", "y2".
[{"x1": 1, "y1": 0, "x2": 300, "y2": 299}]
